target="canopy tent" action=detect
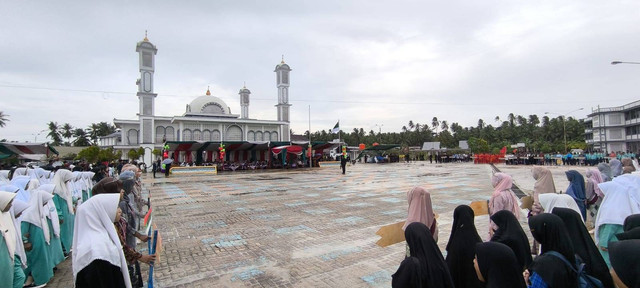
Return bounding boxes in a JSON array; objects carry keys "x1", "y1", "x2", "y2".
[
  {"x1": 0, "y1": 143, "x2": 58, "y2": 160},
  {"x1": 271, "y1": 145, "x2": 303, "y2": 155},
  {"x1": 363, "y1": 144, "x2": 400, "y2": 151},
  {"x1": 161, "y1": 140, "x2": 334, "y2": 164}
]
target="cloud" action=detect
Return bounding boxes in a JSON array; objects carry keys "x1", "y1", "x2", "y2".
[{"x1": 1, "y1": 0, "x2": 640, "y2": 142}]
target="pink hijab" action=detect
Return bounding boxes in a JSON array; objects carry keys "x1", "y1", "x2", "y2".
[
  {"x1": 586, "y1": 168, "x2": 604, "y2": 198},
  {"x1": 403, "y1": 186, "x2": 437, "y2": 240},
  {"x1": 489, "y1": 173, "x2": 521, "y2": 220}
]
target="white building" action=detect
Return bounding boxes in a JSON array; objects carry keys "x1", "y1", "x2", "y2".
[
  {"x1": 584, "y1": 99, "x2": 640, "y2": 153},
  {"x1": 99, "y1": 35, "x2": 292, "y2": 165}
]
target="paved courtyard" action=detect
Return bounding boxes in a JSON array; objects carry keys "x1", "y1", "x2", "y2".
[{"x1": 48, "y1": 162, "x2": 578, "y2": 287}]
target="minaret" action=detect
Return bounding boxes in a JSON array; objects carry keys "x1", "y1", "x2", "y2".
[
  {"x1": 274, "y1": 56, "x2": 291, "y2": 123},
  {"x1": 239, "y1": 83, "x2": 251, "y2": 119},
  {"x1": 135, "y1": 31, "x2": 158, "y2": 146}
]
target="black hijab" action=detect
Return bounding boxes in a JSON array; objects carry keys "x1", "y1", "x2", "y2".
[
  {"x1": 624, "y1": 214, "x2": 640, "y2": 231},
  {"x1": 392, "y1": 257, "x2": 423, "y2": 288},
  {"x1": 475, "y1": 242, "x2": 526, "y2": 288},
  {"x1": 402, "y1": 222, "x2": 454, "y2": 288},
  {"x1": 552, "y1": 207, "x2": 614, "y2": 288},
  {"x1": 609, "y1": 239, "x2": 640, "y2": 288},
  {"x1": 528, "y1": 213, "x2": 578, "y2": 287},
  {"x1": 617, "y1": 227, "x2": 640, "y2": 240},
  {"x1": 445, "y1": 205, "x2": 483, "y2": 288},
  {"x1": 490, "y1": 210, "x2": 532, "y2": 271}
]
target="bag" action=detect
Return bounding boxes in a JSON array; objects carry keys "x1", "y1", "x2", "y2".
[{"x1": 545, "y1": 251, "x2": 604, "y2": 288}]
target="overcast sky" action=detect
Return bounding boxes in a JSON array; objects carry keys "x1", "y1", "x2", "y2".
[{"x1": 2, "y1": 1, "x2": 640, "y2": 142}]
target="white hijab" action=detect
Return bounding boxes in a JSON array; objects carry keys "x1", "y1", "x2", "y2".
[
  {"x1": 538, "y1": 193, "x2": 582, "y2": 217},
  {"x1": 34, "y1": 168, "x2": 48, "y2": 184},
  {"x1": 10, "y1": 199, "x2": 29, "y2": 267},
  {"x1": 22, "y1": 188, "x2": 54, "y2": 244},
  {"x1": 73, "y1": 171, "x2": 85, "y2": 200},
  {"x1": 52, "y1": 169, "x2": 74, "y2": 214},
  {"x1": 27, "y1": 168, "x2": 37, "y2": 180},
  {"x1": 595, "y1": 174, "x2": 640, "y2": 243},
  {"x1": 0, "y1": 171, "x2": 9, "y2": 185},
  {"x1": 72, "y1": 194, "x2": 131, "y2": 288},
  {"x1": 82, "y1": 172, "x2": 95, "y2": 191},
  {"x1": 0, "y1": 191, "x2": 17, "y2": 260},
  {"x1": 13, "y1": 167, "x2": 27, "y2": 177},
  {"x1": 9, "y1": 176, "x2": 31, "y2": 203}
]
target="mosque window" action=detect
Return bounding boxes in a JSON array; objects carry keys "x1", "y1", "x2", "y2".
[
  {"x1": 193, "y1": 129, "x2": 202, "y2": 141},
  {"x1": 255, "y1": 131, "x2": 263, "y2": 141},
  {"x1": 127, "y1": 129, "x2": 139, "y2": 145},
  {"x1": 282, "y1": 71, "x2": 289, "y2": 84},
  {"x1": 183, "y1": 129, "x2": 192, "y2": 141},
  {"x1": 226, "y1": 126, "x2": 243, "y2": 141},
  {"x1": 202, "y1": 102, "x2": 225, "y2": 114},
  {"x1": 271, "y1": 131, "x2": 278, "y2": 141},
  {"x1": 165, "y1": 127, "x2": 175, "y2": 141},
  {"x1": 202, "y1": 130, "x2": 211, "y2": 141},
  {"x1": 248, "y1": 131, "x2": 255, "y2": 141},
  {"x1": 211, "y1": 130, "x2": 221, "y2": 141},
  {"x1": 142, "y1": 52, "x2": 152, "y2": 67}
]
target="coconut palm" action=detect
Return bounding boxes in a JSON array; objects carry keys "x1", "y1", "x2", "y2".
[
  {"x1": 0, "y1": 111, "x2": 9, "y2": 127},
  {"x1": 47, "y1": 121, "x2": 62, "y2": 145},
  {"x1": 61, "y1": 123, "x2": 74, "y2": 146}
]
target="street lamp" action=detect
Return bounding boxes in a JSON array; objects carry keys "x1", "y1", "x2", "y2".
[
  {"x1": 545, "y1": 108, "x2": 584, "y2": 153},
  {"x1": 611, "y1": 61, "x2": 640, "y2": 65},
  {"x1": 32, "y1": 129, "x2": 46, "y2": 142},
  {"x1": 374, "y1": 124, "x2": 383, "y2": 142}
]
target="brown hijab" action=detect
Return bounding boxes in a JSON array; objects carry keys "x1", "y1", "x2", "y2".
[{"x1": 91, "y1": 177, "x2": 123, "y2": 196}]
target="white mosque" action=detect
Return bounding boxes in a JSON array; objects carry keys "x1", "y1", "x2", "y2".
[{"x1": 100, "y1": 35, "x2": 293, "y2": 165}]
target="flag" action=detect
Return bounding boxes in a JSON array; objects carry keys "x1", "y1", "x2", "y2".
[{"x1": 331, "y1": 121, "x2": 340, "y2": 134}]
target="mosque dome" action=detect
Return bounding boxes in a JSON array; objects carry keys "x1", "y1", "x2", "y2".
[{"x1": 185, "y1": 87, "x2": 232, "y2": 116}]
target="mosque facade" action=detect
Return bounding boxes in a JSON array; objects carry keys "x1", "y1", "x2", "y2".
[{"x1": 100, "y1": 36, "x2": 292, "y2": 165}]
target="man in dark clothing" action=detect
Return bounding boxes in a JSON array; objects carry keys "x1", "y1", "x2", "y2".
[
  {"x1": 340, "y1": 156, "x2": 347, "y2": 174},
  {"x1": 152, "y1": 161, "x2": 157, "y2": 178}
]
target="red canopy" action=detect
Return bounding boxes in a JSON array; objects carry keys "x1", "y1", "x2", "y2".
[{"x1": 271, "y1": 145, "x2": 303, "y2": 155}]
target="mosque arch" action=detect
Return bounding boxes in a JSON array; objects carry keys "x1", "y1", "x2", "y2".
[
  {"x1": 193, "y1": 129, "x2": 202, "y2": 141},
  {"x1": 165, "y1": 126, "x2": 175, "y2": 141},
  {"x1": 202, "y1": 129, "x2": 212, "y2": 141},
  {"x1": 255, "y1": 131, "x2": 263, "y2": 141},
  {"x1": 248, "y1": 131, "x2": 255, "y2": 141},
  {"x1": 127, "y1": 129, "x2": 139, "y2": 145},
  {"x1": 264, "y1": 131, "x2": 271, "y2": 141},
  {"x1": 155, "y1": 126, "x2": 166, "y2": 143},
  {"x1": 271, "y1": 131, "x2": 279, "y2": 141},
  {"x1": 226, "y1": 125, "x2": 243, "y2": 141},
  {"x1": 211, "y1": 130, "x2": 221, "y2": 141},
  {"x1": 183, "y1": 129, "x2": 193, "y2": 141}
]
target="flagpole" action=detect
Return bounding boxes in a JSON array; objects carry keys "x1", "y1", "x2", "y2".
[{"x1": 308, "y1": 105, "x2": 311, "y2": 168}]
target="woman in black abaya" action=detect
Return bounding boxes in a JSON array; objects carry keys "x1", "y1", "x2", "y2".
[
  {"x1": 474, "y1": 242, "x2": 526, "y2": 288},
  {"x1": 490, "y1": 210, "x2": 532, "y2": 271},
  {"x1": 392, "y1": 222, "x2": 454, "y2": 288},
  {"x1": 527, "y1": 213, "x2": 578, "y2": 287},
  {"x1": 445, "y1": 205, "x2": 483, "y2": 288},
  {"x1": 552, "y1": 207, "x2": 614, "y2": 288},
  {"x1": 609, "y1": 239, "x2": 640, "y2": 288}
]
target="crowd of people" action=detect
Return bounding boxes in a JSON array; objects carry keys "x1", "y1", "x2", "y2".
[
  {"x1": 393, "y1": 163, "x2": 640, "y2": 288},
  {"x1": 505, "y1": 151, "x2": 639, "y2": 166},
  {"x1": 0, "y1": 162, "x2": 154, "y2": 288}
]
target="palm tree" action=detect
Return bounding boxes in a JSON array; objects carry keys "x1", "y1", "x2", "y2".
[
  {"x1": 408, "y1": 120, "x2": 415, "y2": 131},
  {"x1": 432, "y1": 117, "x2": 439, "y2": 134},
  {"x1": 494, "y1": 116, "x2": 500, "y2": 123},
  {"x1": 0, "y1": 111, "x2": 9, "y2": 127},
  {"x1": 73, "y1": 128, "x2": 91, "y2": 146},
  {"x1": 61, "y1": 123, "x2": 74, "y2": 146},
  {"x1": 440, "y1": 120, "x2": 449, "y2": 132},
  {"x1": 47, "y1": 121, "x2": 62, "y2": 145}
]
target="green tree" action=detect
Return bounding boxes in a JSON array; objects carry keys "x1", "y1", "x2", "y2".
[
  {"x1": 76, "y1": 146, "x2": 100, "y2": 163},
  {"x1": 0, "y1": 111, "x2": 9, "y2": 127},
  {"x1": 61, "y1": 123, "x2": 74, "y2": 146},
  {"x1": 73, "y1": 128, "x2": 92, "y2": 146},
  {"x1": 47, "y1": 121, "x2": 62, "y2": 145}
]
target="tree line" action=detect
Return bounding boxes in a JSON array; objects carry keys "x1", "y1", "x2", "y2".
[
  {"x1": 46, "y1": 121, "x2": 117, "y2": 146},
  {"x1": 305, "y1": 113, "x2": 586, "y2": 154}
]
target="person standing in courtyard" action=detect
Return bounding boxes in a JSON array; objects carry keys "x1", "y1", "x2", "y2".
[{"x1": 340, "y1": 155, "x2": 347, "y2": 174}]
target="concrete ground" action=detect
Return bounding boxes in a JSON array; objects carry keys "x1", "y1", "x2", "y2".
[{"x1": 46, "y1": 162, "x2": 582, "y2": 287}]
